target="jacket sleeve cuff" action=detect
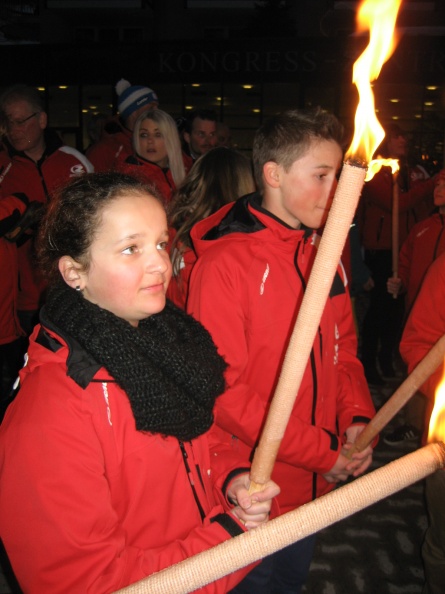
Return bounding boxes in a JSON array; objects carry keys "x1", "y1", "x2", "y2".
[
  {"x1": 342, "y1": 416, "x2": 378, "y2": 448},
  {"x1": 350, "y1": 415, "x2": 372, "y2": 425},
  {"x1": 210, "y1": 512, "x2": 245, "y2": 537},
  {"x1": 210, "y1": 514, "x2": 245, "y2": 538},
  {"x1": 321, "y1": 428, "x2": 340, "y2": 452},
  {"x1": 221, "y1": 467, "x2": 251, "y2": 504}
]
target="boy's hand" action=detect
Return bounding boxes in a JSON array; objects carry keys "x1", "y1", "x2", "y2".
[
  {"x1": 228, "y1": 475, "x2": 280, "y2": 530},
  {"x1": 323, "y1": 425, "x2": 373, "y2": 483},
  {"x1": 387, "y1": 276, "x2": 403, "y2": 297},
  {"x1": 322, "y1": 452, "x2": 352, "y2": 483},
  {"x1": 342, "y1": 443, "x2": 373, "y2": 477},
  {"x1": 343, "y1": 424, "x2": 373, "y2": 477}
]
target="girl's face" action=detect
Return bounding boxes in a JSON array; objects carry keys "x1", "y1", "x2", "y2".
[
  {"x1": 78, "y1": 192, "x2": 172, "y2": 326},
  {"x1": 138, "y1": 119, "x2": 169, "y2": 168}
]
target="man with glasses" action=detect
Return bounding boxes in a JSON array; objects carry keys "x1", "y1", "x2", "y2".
[{"x1": 0, "y1": 84, "x2": 93, "y2": 402}]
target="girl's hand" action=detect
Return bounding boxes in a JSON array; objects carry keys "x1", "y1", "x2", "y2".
[{"x1": 228, "y1": 475, "x2": 280, "y2": 530}]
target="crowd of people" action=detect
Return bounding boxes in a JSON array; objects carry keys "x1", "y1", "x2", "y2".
[{"x1": 0, "y1": 79, "x2": 443, "y2": 594}]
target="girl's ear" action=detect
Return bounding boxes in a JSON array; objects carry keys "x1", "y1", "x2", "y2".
[
  {"x1": 58, "y1": 256, "x2": 85, "y2": 290},
  {"x1": 263, "y1": 161, "x2": 281, "y2": 189}
]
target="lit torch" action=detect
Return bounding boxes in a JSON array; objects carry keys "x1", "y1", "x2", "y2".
[{"x1": 349, "y1": 0, "x2": 402, "y2": 296}]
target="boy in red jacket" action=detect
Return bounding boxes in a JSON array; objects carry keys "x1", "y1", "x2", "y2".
[
  {"x1": 399, "y1": 250, "x2": 445, "y2": 594},
  {"x1": 187, "y1": 108, "x2": 376, "y2": 594}
]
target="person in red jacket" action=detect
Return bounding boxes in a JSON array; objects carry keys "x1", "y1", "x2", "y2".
[
  {"x1": 86, "y1": 78, "x2": 159, "y2": 172},
  {"x1": 398, "y1": 250, "x2": 445, "y2": 594},
  {"x1": 0, "y1": 192, "x2": 28, "y2": 416},
  {"x1": 388, "y1": 169, "x2": 445, "y2": 314},
  {"x1": 0, "y1": 84, "x2": 93, "y2": 388},
  {"x1": 187, "y1": 108, "x2": 375, "y2": 594},
  {"x1": 357, "y1": 124, "x2": 436, "y2": 385},
  {"x1": 0, "y1": 172, "x2": 279, "y2": 594},
  {"x1": 384, "y1": 169, "x2": 445, "y2": 445},
  {"x1": 117, "y1": 109, "x2": 191, "y2": 204}
]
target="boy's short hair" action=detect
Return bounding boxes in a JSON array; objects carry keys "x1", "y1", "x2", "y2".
[{"x1": 252, "y1": 107, "x2": 344, "y2": 191}]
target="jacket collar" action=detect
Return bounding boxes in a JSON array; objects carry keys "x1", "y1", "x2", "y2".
[
  {"x1": 202, "y1": 192, "x2": 312, "y2": 241},
  {"x1": 38, "y1": 307, "x2": 103, "y2": 389}
]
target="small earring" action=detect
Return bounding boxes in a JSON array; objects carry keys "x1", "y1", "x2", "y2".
[{"x1": 75, "y1": 285, "x2": 81, "y2": 292}]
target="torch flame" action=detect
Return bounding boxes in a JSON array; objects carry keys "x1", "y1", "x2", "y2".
[
  {"x1": 345, "y1": 0, "x2": 402, "y2": 164},
  {"x1": 428, "y1": 363, "x2": 445, "y2": 443},
  {"x1": 365, "y1": 157, "x2": 400, "y2": 182}
]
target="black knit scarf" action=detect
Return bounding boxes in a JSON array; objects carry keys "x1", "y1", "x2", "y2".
[{"x1": 43, "y1": 285, "x2": 227, "y2": 441}]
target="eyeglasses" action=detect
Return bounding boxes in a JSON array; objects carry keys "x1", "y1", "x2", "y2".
[{"x1": 6, "y1": 112, "x2": 39, "y2": 129}]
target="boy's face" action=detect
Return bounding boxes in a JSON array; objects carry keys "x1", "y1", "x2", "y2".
[{"x1": 263, "y1": 139, "x2": 343, "y2": 230}]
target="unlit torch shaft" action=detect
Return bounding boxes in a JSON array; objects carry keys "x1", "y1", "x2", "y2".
[
  {"x1": 392, "y1": 170, "x2": 400, "y2": 299},
  {"x1": 348, "y1": 333, "x2": 445, "y2": 457}
]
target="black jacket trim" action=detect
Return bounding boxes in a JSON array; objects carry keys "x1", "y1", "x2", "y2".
[
  {"x1": 351, "y1": 416, "x2": 371, "y2": 425},
  {"x1": 203, "y1": 193, "x2": 265, "y2": 240},
  {"x1": 210, "y1": 513, "x2": 244, "y2": 537},
  {"x1": 38, "y1": 307, "x2": 102, "y2": 389},
  {"x1": 221, "y1": 467, "x2": 251, "y2": 501},
  {"x1": 322, "y1": 428, "x2": 339, "y2": 451},
  {"x1": 35, "y1": 326, "x2": 63, "y2": 353},
  {"x1": 250, "y1": 193, "x2": 313, "y2": 236},
  {"x1": 125, "y1": 154, "x2": 139, "y2": 166},
  {"x1": 203, "y1": 192, "x2": 313, "y2": 241},
  {"x1": 330, "y1": 270, "x2": 346, "y2": 297}
]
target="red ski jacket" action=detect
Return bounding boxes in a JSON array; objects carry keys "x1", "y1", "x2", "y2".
[
  {"x1": 0, "y1": 319, "x2": 257, "y2": 594},
  {"x1": 0, "y1": 134, "x2": 93, "y2": 311},
  {"x1": 86, "y1": 117, "x2": 132, "y2": 172},
  {"x1": 167, "y1": 242, "x2": 197, "y2": 310},
  {"x1": 357, "y1": 165, "x2": 435, "y2": 251},
  {"x1": 188, "y1": 194, "x2": 375, "y2": 513},
  {"x1": 398, "y1": 212, "x2": 445, "y2": 314},
  {"x1": 0, "y1": 193, "x2": 27, "y2": 344},
  {"x1": 400, "y1": 251, "x2": 445, "y2": 403},
  {"x1": 116, "y1": 152, "x2": 191, "y2": 205}
]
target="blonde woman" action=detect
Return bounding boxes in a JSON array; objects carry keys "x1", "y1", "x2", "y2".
[{"x1": 117, "y1": 109, "x2": 191, "y2": 204}]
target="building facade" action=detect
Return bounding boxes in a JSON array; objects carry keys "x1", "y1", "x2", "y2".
[{"x1": 1, "y1": 0, "x2": 444, "y2": 167}]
